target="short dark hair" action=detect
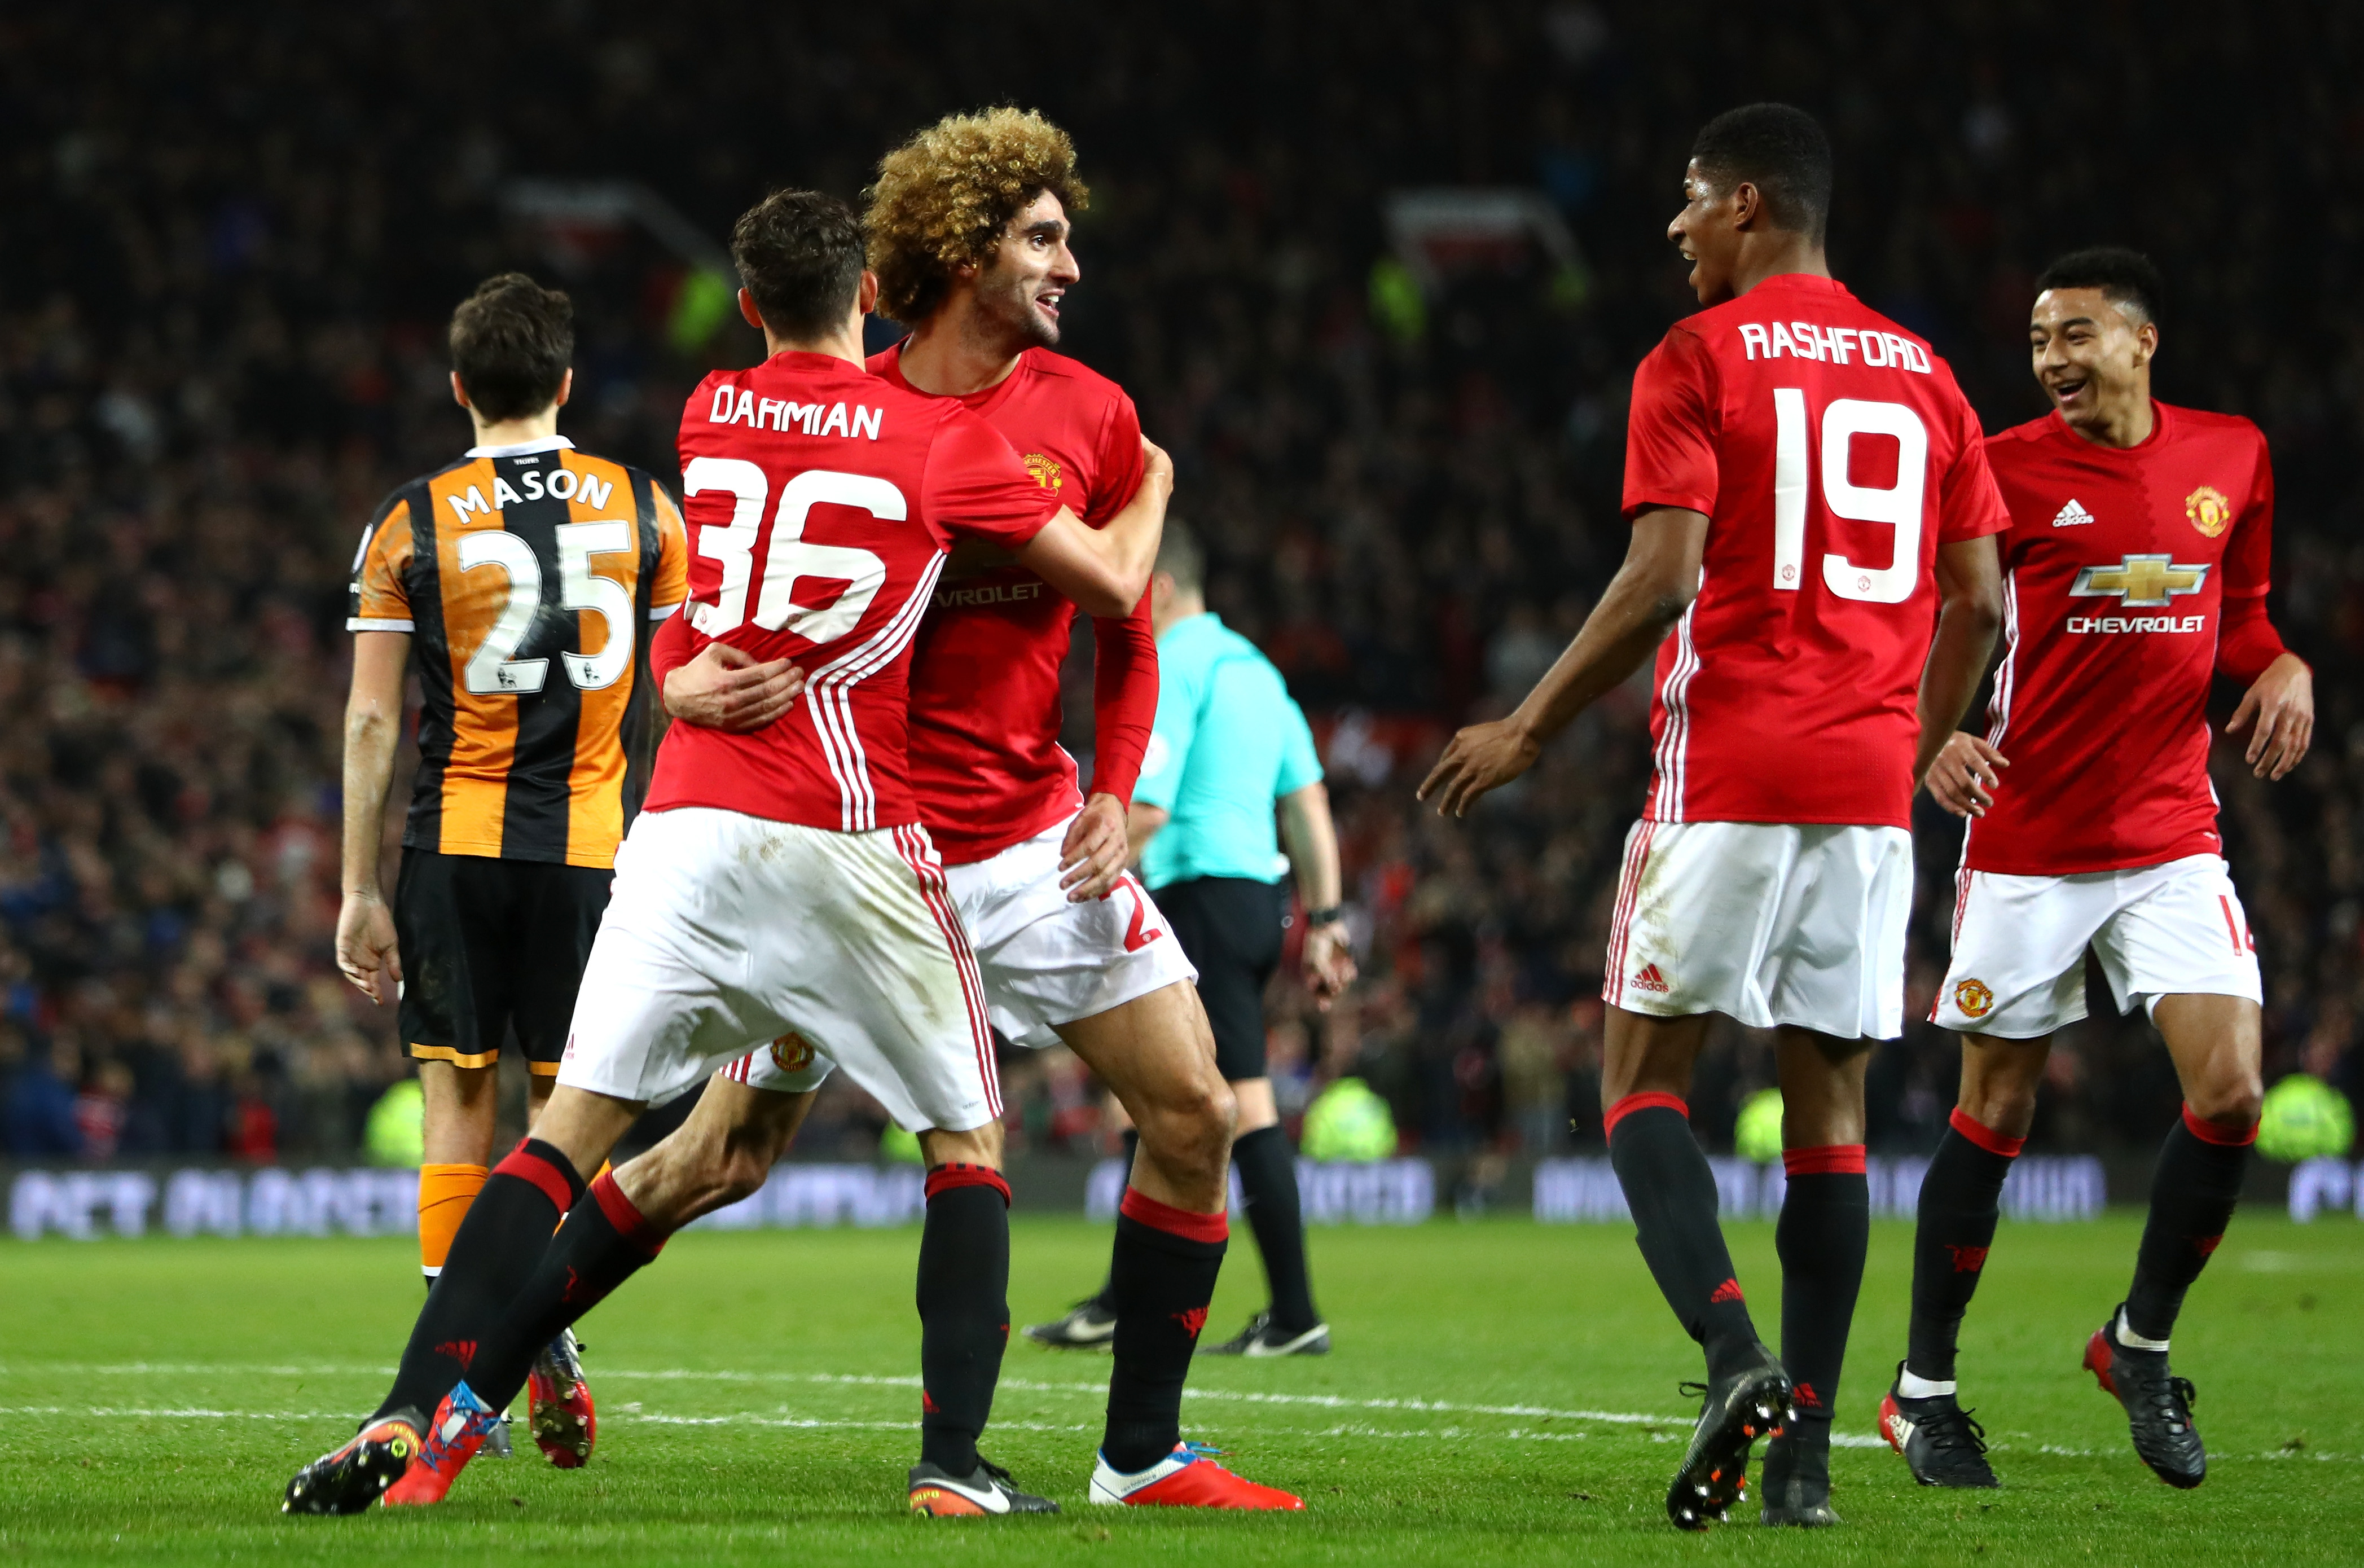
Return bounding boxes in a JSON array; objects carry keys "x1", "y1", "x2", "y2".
[
  {"x1": 449, "y1": 274, "x2": 573, "y2": 422},
  {"x1": 1154, "y1": 517, "x2": 1204, "y2": 595},
  {"x1": 731, "y1": 190, "x2": 867, "y2": 342},
  {"x1": 2035, "y1": 246, "x2": 2165, "y2": 327},
  {"x1": 1690, "y1": 103, "x2": 1833, "y2": 241}
]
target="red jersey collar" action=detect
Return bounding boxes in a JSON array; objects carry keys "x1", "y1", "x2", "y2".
[
  {"x1": 758, "y1": 348, "x2": 866, "y2": 378},
  {"x1": 1734, "y1": 271, "x2": 1854, "y2": 305},
  {"x1": 872, "y1": 340, "x2": 1032, "y2": 414}
]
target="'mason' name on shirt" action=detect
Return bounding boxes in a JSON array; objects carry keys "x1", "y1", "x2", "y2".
[
  {"x1": 1737, "y1": 320, "x2": 1932, "y2": 372},
  {"x1": 709, "y1": 386, "x2": 884, "y2": 439}
]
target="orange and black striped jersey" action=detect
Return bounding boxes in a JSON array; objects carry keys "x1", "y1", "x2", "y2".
[{"x1": 348, "y1": 436, "x2": 689, "y2": 868}]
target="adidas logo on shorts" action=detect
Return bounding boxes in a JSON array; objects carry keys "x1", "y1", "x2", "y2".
[
  {"x1": 1629, "y1": 963, "x2": 1671, "y2": 994},
  {"x1": 2050, "y1": 498, "x2": 2094, "y2": 526}
]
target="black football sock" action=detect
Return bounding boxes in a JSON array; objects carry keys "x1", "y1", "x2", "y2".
[
  {"x1": 1775, "y1": 1148, "x2": 1870, "y2": 1437},
  {"x1": 374, "y1": 1137, "x2": 586, "y2": 1422},
  {"x1": 1102, "y1": 1187, "x2": 1227, "y2": 1473},
  {"x1": 1905, "y1": 1109, "x2": 2021, "y2": 1385},
  {"x1": 2124, "y1": 1105, "x2": 2254, "y2": 1343},
  {"x1": 1605, "y1": 1095, "x2": 1760, "y2": 1380},
  {"x1": 1232, "y1": 1125, "x2": 1319, "y2": 1334},
  {"x1": 917, "y1": 1165, "x2": 1012, "y2": 1475},
  {"x1": 1089, "y1": 1129, "x2": 1142, "y2": 1311},
  {"x1": 468, "y1": 1170, "x2": 669, "y2": 1414}
]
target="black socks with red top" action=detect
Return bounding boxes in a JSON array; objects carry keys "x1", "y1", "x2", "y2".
[
  {"x1": 1605, "y1": 1093, "x2": 1760, "y2": 1381},
  {"x1": 467, "y1": 1167, "x2": 670, "y2": 1414},
  {"x1": 2124, "y1": 1105, "x2": 2253, "y2": 1343},
  {"x1": 1101, "y1": 1187, "x2": 1228, "y2": 1473},
  {"x1": 916, "y1": 1164, "x2": 1012, "y2": 1475},
  {"x1": 1906, "y1": 1108, "x2": 2020, "y2": 1384},
  {"x1": 374, "y1": 1136, "x2": 586, "y2": 1424},
  {"x1": 1775, "y1": 1144, "x2": 1869, "y2": 1433}
]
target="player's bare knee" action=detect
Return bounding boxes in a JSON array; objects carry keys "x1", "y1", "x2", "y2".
[
  {"x1": 715, "y1": 1144, "x2": 773, "y2": 1205},
  {"x1": 2190, "y1": 1069, "x2": 2262, "y2": 1130}
]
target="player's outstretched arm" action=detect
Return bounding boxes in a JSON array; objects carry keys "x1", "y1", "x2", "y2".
[
  {"x1": 1420, "y1": 507, "x2": 1710, "y2": 818},
  {"x1": 1015, "y1": 438, "x2": 1174, "y2": 617},
  {"x1": 337, "y1": 631, "x2": 410, "y2": 1004},
  {"x1": 1914, "y1": 534, "x2": 2007, "y2": 814}
]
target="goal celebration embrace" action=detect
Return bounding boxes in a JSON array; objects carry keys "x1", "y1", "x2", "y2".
[{"x1": 7, "y1": 7, "x2": 2361, "y2": 1564}]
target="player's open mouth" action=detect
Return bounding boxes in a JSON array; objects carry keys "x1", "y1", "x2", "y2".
[
  {"x1": 2050, "y1": 376, "x2": 2088, "y2": 405},
  {"x1": 1035, "y1": 291, "x2": 1062, "y2": 319}
]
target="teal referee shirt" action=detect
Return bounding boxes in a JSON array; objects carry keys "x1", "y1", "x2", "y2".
[{"x1": 1133, "y1": 611, "x2": 1323, "y2": 891}]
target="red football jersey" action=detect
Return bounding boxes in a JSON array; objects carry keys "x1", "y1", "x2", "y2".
[
  {"x1": 871, "y1": 343, "x2": 1156, "y2": 864},
  {"x1": 1963, "y1": 403, "x2": 2277, "y2": 874},
  {"x1": 644, "y1": 351, "x2": 1057, "y2": 833},
  {"x1": 1623, "y1": 273, "x2": 2011, "y2": 828}
]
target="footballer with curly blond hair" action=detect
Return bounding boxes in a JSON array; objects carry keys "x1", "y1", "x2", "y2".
[{"x1": 658, "y1": 109, "x2": 1308, "y2": 1512}]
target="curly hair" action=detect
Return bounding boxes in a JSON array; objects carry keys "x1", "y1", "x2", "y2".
[{"x1": 865, "y1": 107, "x2": 1088, "y2": 324}]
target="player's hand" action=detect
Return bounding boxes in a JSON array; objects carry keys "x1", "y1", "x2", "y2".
[
  {"x1": 1060, "y1": 792, "x2": 1130, "y2": 903},
  {"x1": 2227, "y1": 652, "x2": 2313, "y2": 780},
  {"x1": 335, "y1": 890, "x2": 401, "y2": 1005},
  {"x1": 665, "y1": 641, "x2": 806, "y2": 732},
  {"x1": 1302, "y1": 921, "x2": 1357, "y2": 1011},
  {"x1": 1417, "y1": 717, "x2": 1541, "y2": 818},
  {"x1": 1140, "y1": 436, "x2": 1174, "y2": 494},
  {"x1": 1920, "y1": 731, "x2": 2009, "y2": 818}
]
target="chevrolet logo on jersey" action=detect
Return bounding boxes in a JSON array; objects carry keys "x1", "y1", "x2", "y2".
[{"x1": 2068, "y1": 554, "x2": 2209, "y2": 608}]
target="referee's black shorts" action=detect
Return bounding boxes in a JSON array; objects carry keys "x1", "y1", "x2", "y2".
[
  {"x1": 1155, "y1": 875, "x2": 1287, "y2": 1083},
  {"x1": 394, "y1": 848, "x2": 612, "y2": 1078}
]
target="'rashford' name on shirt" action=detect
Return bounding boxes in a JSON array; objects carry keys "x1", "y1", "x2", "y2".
[{"x1": 1736, "y1": 320, "x2": 1932, "y2": 372}]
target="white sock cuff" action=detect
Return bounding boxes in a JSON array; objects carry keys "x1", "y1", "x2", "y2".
[
  {"x1": 1896, "y1": 1369, "x2": 1956, "y2": 1399},
  {"x1": 2113, "y1": 1308, "x2": 2169, "y2": 1353}
]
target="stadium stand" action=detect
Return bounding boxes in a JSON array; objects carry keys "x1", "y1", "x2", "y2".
[{"x1": 0, "y1": 1, "x2": 2356, "y2": 1162}]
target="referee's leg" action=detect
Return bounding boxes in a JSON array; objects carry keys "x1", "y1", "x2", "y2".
[{"x1": 1163, "y1": 877, "x2": 1326, "y2": 1352}]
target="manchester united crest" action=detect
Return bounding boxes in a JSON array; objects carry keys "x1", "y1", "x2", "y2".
[
  {"x1": 2185, "y1": 484, "x2": 2232, "y2": 538},
  {"x1": 1022, "y1": 453, "x2": 1063, "y2": 491},
  {"x1": 770, "y1": 1033, "x2": 815, "y2": 1074},
  {"x1": 1952, "y1": 978, "x2": 1994, "y2": 1019}
]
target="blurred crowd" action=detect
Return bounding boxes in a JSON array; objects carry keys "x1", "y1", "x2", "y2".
[{"x1": 2, "y1": 0, "x2": 2358, "y2": 1165}]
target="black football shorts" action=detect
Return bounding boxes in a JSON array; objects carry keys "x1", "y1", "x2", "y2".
[
  {"x1": 1153, "y1": 875, "x2": 1288, "y2": 1083},
  {"x1": 393, "y1": 849, "x2": 612, "y2": 1076}
]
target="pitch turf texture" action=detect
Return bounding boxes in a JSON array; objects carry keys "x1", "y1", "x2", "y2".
[{"x1": 5, "y1": 1215, "x2": 2359, "y2": 1565}]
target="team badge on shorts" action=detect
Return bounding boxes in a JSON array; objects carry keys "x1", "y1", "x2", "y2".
[
  {"x1": 770, "y1": 1033, "x2": 816, "y2": 1073},
  {"x1": 1951, "y1": 978, "x2": 1994, "y2": 1019},
  {"x1": 2185, "y1": 485, "x2": 2232, "y2": 538}
]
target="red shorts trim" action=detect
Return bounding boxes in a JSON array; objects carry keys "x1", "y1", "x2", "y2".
[
  {"x1": 925, "y1": 1162, "x2": 1013, "y2": 1204},
  {"x1": 1119, "y1": 1185, "x2": 1228, "y2": 1244},
  {"x1": 1948, "y1": 1106, "x2": 2026, "y2": 1159},
  {"x1": 1603, "y1": 1091, "x2": 1689, "y2": 1139},
  {"x1": 1782, "y1": 1143, "x2": 1867, "y2": 1176},
  {"x1": 2182, "y1": 1103, "x2": 2258, "y2": 1147}
]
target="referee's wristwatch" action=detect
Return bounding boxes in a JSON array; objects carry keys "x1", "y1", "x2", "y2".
[{"x1": 1306, "y1": 904, "x2": 1345, "y2": 928}]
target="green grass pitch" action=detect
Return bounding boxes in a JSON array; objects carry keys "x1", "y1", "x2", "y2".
[{"x1": 4, "y1": 1213, "x2": 2360, "y2": 1565}]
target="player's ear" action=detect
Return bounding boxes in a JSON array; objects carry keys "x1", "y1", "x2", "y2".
[
  {"x1": 449, "y1": 371, "x2": 471, "y2": 411},
  {"x1": 2131, "y1": 320, "x2": 2159, "y2": 368},
  {"x1": 737, "y1": 287, "x2": 766, "y2": 331},
  {"x1": 552, "y1": 367, "x2": 574, "y2": 409},
  {"x1": 856, "y1": 269, "x2": 880, "y2": 315},
  {"x1": 1728, "y1": 179, "x2": 1761, "y2": 232}
]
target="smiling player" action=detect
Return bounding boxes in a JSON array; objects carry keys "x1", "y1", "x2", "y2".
[{"x1": 1884, "y1": 249, "x2": 2310, "y2": 1493}]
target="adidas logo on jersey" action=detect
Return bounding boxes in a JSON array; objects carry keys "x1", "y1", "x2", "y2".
[
  {"x1": 1629, "y1": 963, "x2": 1671, "y2": 994},
  {"x1": 2050, "y1": 498, "x2": 2095, "y2": 527}
]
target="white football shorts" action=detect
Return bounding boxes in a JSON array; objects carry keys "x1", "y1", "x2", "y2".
[
  {"x1": 556, "y1": 807, "x2": 999, "y2": 1134},
  {"x1": 1601, "y1": 819, "x2": 1914, "y2": 1040},
  {"x1": 730, "y1": 811, "x2": 1198, "y2": 1106},
  {"x1": 1932, "y1": 853, "x2": 2261, "y2": 1038}
]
